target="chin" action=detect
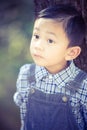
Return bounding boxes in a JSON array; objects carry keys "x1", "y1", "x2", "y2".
[{"x1": 34, "y1": 61, "x2": 46, "y2": 67}]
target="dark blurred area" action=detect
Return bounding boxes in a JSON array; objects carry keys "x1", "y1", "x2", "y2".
[{"x1": 0, "y1": 0, "x2": 34, "y2": 130}]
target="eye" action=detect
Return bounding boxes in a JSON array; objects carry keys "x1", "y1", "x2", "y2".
[
  {"x1": 33, "y1": 34, "x2": 39, "y2": 39},
  {"x1": 48, "y1": 39, "x2": 55, "y2": 44}
]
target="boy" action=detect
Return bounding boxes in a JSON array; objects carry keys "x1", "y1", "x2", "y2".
[{"x1": 14, "y1": 4, "x2": 87, "y2": 130}]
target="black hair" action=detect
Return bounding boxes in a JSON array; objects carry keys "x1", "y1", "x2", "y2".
[{"x1": 36, "y1": 4, "x2": 86, "y2": 47}]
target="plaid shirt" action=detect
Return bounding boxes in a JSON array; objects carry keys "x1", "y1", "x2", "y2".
[{"x1": 14, "y1": 61, "x2": 87, "y2": 130}]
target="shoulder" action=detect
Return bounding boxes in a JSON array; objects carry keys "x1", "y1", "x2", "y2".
[
  {"x1": 16, "y1": 64, "x2": 34, "y2": 85},
  {"x1": 83, "y1": 71, "x2": 87, "y2": 86},
  {"x1": 16, "y1": 63, "x2": 37, "y2": 91},
  {"x1": 75, "y1": 65, "x2": 87, "y2": 80},
  {"x1": 77, "y1": 69, "x2": 87, "y2": 101},
  {"x1": 18, "y1": 63, "x2": 36, "y2": 76},
  {"x1": 79, "y1": 69, "x2": 87, "y2": 82},
  {"x1": 19, "y1": 64, "x2": 31, "y2": 74},
  {"x1": 74, "y1": 66, "x2": 87, "y2": 90},
  {"x1": 77, "y1": 68, "x2": 87, "y2": 86}
]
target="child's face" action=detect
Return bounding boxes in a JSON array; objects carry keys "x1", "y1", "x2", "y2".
[{"x1": 30, "y1": 18, "x2": 72, "y2": 73}]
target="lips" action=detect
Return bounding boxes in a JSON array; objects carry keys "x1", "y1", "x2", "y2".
[{"x1": 33, "y1": 53, "x2": 43, "y2": 58}]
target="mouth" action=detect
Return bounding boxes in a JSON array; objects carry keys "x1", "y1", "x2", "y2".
[{"x1": 33, "y1": 54, "x2": 43, "y2": 58}]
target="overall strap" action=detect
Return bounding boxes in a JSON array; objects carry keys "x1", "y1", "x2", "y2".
[
  {"x1": 66, "y1": 70, "x2": 87, "y2": 94},
  {"x1": 28, "y1": 63, "x2": 36, "y2": 84},
  {"x1": 75, "y1": 70, "x2": 87, "y2": 83}
]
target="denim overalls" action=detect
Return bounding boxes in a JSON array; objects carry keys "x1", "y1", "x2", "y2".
[{"x1": 24, "y1": 64, "x2": 86, "y2": 130}]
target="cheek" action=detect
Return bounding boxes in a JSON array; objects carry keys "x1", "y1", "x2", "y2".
[
  {"x1": 30, "y1": 42, "x2": 33, "y2": 53},
  {"x1": 44, "y1": 49, "x2": 58, "y2": 60},
  {"x1": 30, "y1": 40, "x2": 36, "y2": 50},
  {"x1": 46, "y1": 48, "x2": 66, "y2": 59}
]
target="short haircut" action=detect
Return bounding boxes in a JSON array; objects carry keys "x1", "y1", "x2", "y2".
[{"x1": 36, "y1": 4, "x2": 86, "y2": 47}]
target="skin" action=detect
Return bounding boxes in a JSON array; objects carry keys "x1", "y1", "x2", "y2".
[{"x1": 30, "y1": 18, "x2": 81, "y2": 74}]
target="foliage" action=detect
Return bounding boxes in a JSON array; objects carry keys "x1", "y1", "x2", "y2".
[{"x1": 0, "y1": 0, "x2": 34, "y2": 130}]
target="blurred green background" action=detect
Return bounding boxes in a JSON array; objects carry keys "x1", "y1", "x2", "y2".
[{"x1": 0, "y1": 0, "x2": 34, "y2": 129}]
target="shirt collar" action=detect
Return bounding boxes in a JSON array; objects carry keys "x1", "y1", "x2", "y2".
[
  {"x1": 54, "y1": 61, "x2": 76, "y2": 86},
  {"x1": 35, "y1": 61, "x2": 76, "y2": 85},
  {"x1": 35, "y1": 65, "x2": 48, "y2": 82}
]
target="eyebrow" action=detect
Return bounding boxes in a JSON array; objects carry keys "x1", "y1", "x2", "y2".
[
  {"x1": 46, "y1": 31, "x2": 57, "y2": 37},
  {"x1": 34, "y1": 27, "x2": 57, "y2": 38}
]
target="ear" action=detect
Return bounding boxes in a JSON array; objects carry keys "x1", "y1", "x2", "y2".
[{"x1": 65, "y1": 46, "x2": 81, "y2": 61}]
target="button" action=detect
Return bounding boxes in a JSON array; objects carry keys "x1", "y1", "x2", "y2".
[
  {"x1": 62, "y1": 96, "x2": 68, "y2": 102},
  {"x1": 30, "y1": 88, "x2": 35, "y2": 94}
]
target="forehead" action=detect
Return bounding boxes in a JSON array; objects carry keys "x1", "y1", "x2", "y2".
[
  {"x1": 34, "y1": 18, "x2": 64, "y2": 32},
  {"x1": 34, "y1": 18, "x2": 68, "y2": 41},
  {"x1": 33, "y1": 18, "x2": 69, "y2": 46}
]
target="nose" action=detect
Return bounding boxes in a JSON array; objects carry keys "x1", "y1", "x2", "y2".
[{"x1": 34, "y1": 40, "x2": 44, "y2": 51}]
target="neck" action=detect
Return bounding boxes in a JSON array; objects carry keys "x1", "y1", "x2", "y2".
[{"x1": 45, "y1": 63, "x2": 68, "y2": 74}]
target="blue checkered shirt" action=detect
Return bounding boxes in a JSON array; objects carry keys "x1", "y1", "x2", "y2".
[{"x1": 13, "y1": 61, "x2": 87, "y2": 130}]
